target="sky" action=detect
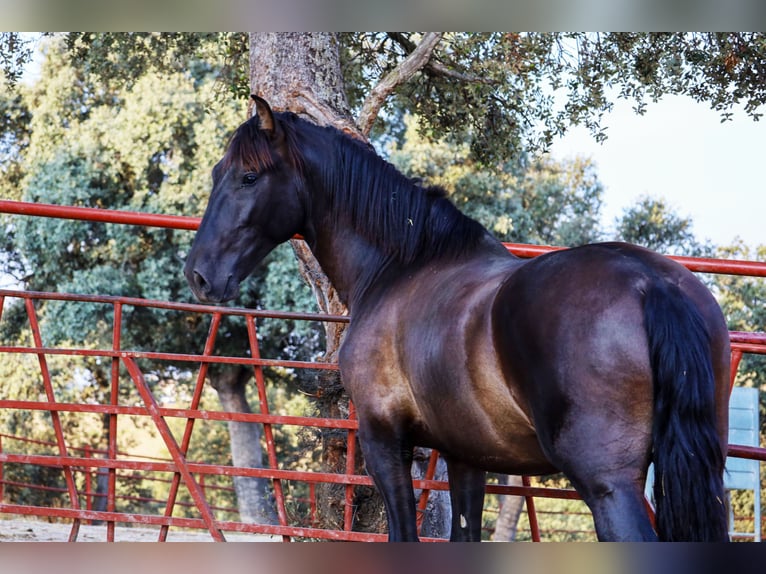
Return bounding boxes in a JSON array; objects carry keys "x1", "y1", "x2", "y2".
[{"x1": 548, "y1": 93, "x2": 764, "y2": 251}]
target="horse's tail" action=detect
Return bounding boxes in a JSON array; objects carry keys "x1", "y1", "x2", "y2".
[{"x1": 644, "y1": 280, "x2": 728, "y2": 541}]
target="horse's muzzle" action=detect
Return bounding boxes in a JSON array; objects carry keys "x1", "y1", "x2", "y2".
[{"x1": 184, "y1": 264, "x2": 236, "y2": 304}]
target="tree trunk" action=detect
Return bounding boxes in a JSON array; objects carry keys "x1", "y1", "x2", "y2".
[
  {"x1": 249, "y1": 31, "x2": 356, "y2": 360},
  {"x1": 491, "y1": 475, "x2": 525, "y2": 541},
  {"x1": 412, "y1": 448, "x2": 451, "y2": 538},
  {"x1": 249, "y1": 32, "x2": 358, "y2": 140},
  {"x1": 250, "y1": 32, "x2": 374, "y2": 533},
  {"x1": 90, "y1": 465, "x2": 108, "y2": 525},
  {"x1": 249, "y1": 32, "x2": 450, "y2": 537},
  {"x1": 209, "y1": 367, "x2": 278, "y2": 524}
]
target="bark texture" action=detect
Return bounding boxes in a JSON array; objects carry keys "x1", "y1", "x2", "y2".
[
  {"x1": 250, "y1": 32, "x2": 352, "y2": 359},
  {"x1": 491, "y1": 475, "x2": 526, "y2": 541},
  {"x1": 249, "y1": 33, "x2": 358, "y2": 140}
]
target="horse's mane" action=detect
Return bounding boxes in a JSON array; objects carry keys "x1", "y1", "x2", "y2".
[
  {"x1": 320, "y1": 128, "x2": 489, "y2": 265},
  {"x1": 223, "y1": 112, "x2": 488, "y2": 266}
]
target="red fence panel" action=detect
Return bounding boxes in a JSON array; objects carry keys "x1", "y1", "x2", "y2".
[{"x1": 1, "y1": 200, "x2": 765, "y2": 542}]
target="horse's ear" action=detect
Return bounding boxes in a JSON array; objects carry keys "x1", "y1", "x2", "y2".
[{"x1": 250, "y1": 94, "x2": 275, "y2": 133}]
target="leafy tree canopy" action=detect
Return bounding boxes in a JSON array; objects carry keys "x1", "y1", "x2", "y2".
[
  {"x1": 389, "y1": 114, "x2": 603, "y2": 247},
  {"x1": 0, "y1": 35, "x2": 318, "y2": 363},
  {"x1": 342, "y1": 33, "x2": 766, "y2": 161},
  {"x1": 7, "y1": 33, "x2": 764, "y2": 165},
  {"x1": 613, "y1": 195, "x2": 712, "y2": 256}
]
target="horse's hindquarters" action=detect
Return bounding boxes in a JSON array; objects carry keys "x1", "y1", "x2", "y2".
[{"x1": 491, "y1": 242, "x2": 730, "y2": 540}]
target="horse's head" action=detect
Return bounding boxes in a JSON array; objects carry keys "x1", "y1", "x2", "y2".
[{"x1": 184, "y1": 96, "x2": 307, "y2": 303}]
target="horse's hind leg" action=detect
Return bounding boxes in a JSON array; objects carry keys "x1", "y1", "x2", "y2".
[
  {"x1": 574, "y1": 474, "x2": 657, "y2": 541},
  {"x1": 357, "y1": 423, "x2": 420, "y2": 541},
  {"x1": 552, "y1": 421, "x2": 657, "y2": 540},
  {"x1": 539, "y1": 386, "x2": 657, "y2": 540},
  {"x1": 444, "y1": 458, "x2": 486, "y2": 541}
]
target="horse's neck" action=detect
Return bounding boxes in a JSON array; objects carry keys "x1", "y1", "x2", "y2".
[
  {"x1": 300, "y1": 139, "x2": 409, "y2": 307},
  {"x1": 309, "y1": 221, "x2": 392, "y2": 309},
  {"x1": 301, "y1": 130, "x2": 506, "y2": 307}
]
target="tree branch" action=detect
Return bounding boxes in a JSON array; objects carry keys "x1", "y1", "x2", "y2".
[
  {"x1": 357, "y1": 32, "x2": 443, "y2": 137},
  {"x1": 388, "y1": 32, "x2": 492, "y2": 85},
  {"x1": 288, "y1": 89, "x2": 366, "y2": 141}
]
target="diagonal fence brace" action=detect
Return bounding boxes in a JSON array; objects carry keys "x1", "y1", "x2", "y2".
[
  {"x1": 24, "y1": 298, "x2": 82, "y2": 541},
  {"x1": 122, "y1": 356, "x2": 225, "y2": 541}
]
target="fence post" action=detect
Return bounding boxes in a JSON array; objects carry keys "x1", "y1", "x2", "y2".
[
  {"x1": 0, "y1": 434, "x2": 4, "y2": 503},
  {"x1": 84, "y1": 445, "x2": 92, "y2": 523}
]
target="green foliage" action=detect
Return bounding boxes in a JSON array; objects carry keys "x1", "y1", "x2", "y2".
[
  {"x1": 62, "y1": 33, "x2": 250, "y2": 103},
  {"x1": 0, "y1": 344, "x2": 55, "y2": 438},
  {"x1": 7, "y1": 32, "x2": 766, "y2": 168},
  {"x1": 9, "y1": 37, "x2": 236, "y2": 342},
  {"x1": 0, "y1": 33, "x2": 34, "y2": 87},
  {"x1": 1, "y1": 74, "x2": 34, "y2": 284},
  {"x1": 388, "y1": 114, "x2": 603, "y2": 246},
  {"x1": 717, "y1": 243, "x2": 766, "y2": 331},
  {"x1": 614, "y1": 195, "x2": 713, "y2": 256},
  {"x1": 4, "y1": 36, "x2": 321, "y2": 360},
  {"x1": 343, "y1": 33, "x2": 766, "y2": 164},
  {"x1": 258, "y1": 244, "x2": 326, "y2": 360},
  {"x1": 0, "y1": 81, "x2": 31, "y2": 192},
  {"x1": 0, "y1": 35, "x2": 319, "y2": 518}
]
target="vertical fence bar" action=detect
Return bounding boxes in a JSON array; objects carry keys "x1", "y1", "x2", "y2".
[
  {"x1": 343, "y1": 402, "x2": 358, "y2": 532},
  {"x1": 158, "y1": 312, "x2": 222, "y2": 541},
  {"x1": 730, "y1": 349, "x2": 744, "y2": 392},
  {"x1": 0, "y1": 434, "x2": 4, "y2": 504},
  {"x1": 246, "y1": 315, "x2": 290, "y2": 541},
  {"x1": 107, "y1": 302, "x2": 122, "y2": 541},
  {"x1": 522, "y1": 475, "x2": 541, "y2": 542},
  {"x1": 199, "y1": 473, "x2": 206, "y2": 499},
  {"x1": 24, "y1": 297, "x2": 82, "y2": 541},
  {"x1": 84, "y1": 445, "x2": 93, "y2": 522},
  {"x1": 644, "y1": 497, "x2": 657, "y2": 531}
]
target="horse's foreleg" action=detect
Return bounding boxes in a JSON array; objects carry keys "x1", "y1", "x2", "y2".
[
  {"x1": 357, "y1": 424, "x2": 419, "y2": 541},
  {"x1": 444, "y1": 458, "x2": 486, "y2": 541}
]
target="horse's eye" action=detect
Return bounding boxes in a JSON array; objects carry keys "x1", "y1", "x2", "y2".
[{"x1": 241, "y1": 173, "x2": 258, "y2": 187}]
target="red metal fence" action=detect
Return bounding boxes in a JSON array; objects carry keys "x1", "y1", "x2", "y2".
[
  {"x1": 0, "y1": 433, "x2": 240, "y2": 518},
  {"x1": 1, "y1": 199, "x2": 765, "y2": 541}
]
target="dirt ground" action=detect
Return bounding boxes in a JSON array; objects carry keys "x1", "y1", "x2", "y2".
[{"x1": 0, "y1": 517, "x2": 278, "y2": 542}]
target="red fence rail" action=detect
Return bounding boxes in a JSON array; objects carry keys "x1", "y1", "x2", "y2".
[
  {"x1": 0, "y1": 433, "x2": 240, "y2": 518},
  {"x1": 1, "y1": 199, "x2": 765, "y2": 542}
]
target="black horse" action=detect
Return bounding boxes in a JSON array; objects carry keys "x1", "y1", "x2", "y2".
[{"x1": 185, "y1": 96, "x2": 730, "y2": 541}]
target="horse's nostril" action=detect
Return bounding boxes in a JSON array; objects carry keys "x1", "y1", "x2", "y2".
[{"x1": 193, "y1": 270, "x2": 211, "y2": 294}]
